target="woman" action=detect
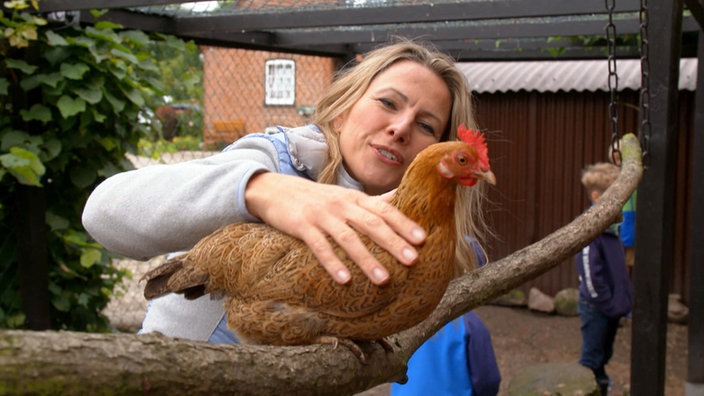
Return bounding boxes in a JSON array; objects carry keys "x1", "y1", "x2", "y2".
[{"x1": 82, "y1": 38, "x2": 488, "y2": 343}]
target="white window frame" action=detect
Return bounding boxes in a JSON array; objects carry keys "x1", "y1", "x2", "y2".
[{"x1": 265, "y1": 59, "x2": 295, "y2": 106}]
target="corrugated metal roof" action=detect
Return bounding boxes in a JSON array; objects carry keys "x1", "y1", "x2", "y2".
[{"x1": 457, "y1": 58, "x2": 697, "y2": 93}]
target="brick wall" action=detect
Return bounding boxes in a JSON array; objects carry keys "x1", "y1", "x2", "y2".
[{"x1": 201, "y1": 46, "x2": 337, "y2": 147}]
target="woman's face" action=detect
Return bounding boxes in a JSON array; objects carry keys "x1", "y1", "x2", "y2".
[{"x1": 336, "y1": 60, "x2": 452, "y2": 195}]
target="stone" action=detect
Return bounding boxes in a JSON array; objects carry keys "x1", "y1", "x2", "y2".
[
  {"x1": 528, "y1": 287, "x2": 555, "y2": 314},
  {"x1": 554, "y1": 288, "x2": 580, "y2": 316},
  {"x1": 668, "y1": 293, "x2": 689, "y2": 324},
  {"x1": 492, "y1": 289, "x2": 527, "y2": 307},
  {"x1": 508, "y1": 362, "x2": 599, "y2": 396}
]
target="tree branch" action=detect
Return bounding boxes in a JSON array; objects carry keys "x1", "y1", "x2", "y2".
[{"x1": 0, "y1": 134, "x2": 642, "y2": 395}]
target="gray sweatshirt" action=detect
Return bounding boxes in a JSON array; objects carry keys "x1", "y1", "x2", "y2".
[{"x1": 82, "y1": 125, "x2": 361, "y2": 341}]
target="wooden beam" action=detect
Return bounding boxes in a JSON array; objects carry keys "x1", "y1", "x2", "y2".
[
  {"x1": 684, "y1": 0, "x2": 704, "y2": 30},
  {"x1": 686, "y1": 32, "x2": 704, "y2": 395},
  {"x1": 168, "y1": 14, "x2": 697, "y2": 49},
  {"x1": 355, "y1": 38, "x2": 643, "y2": 61},
  {"x1": 34, "y1": 2, "x2": 689, "y2": 61},
  {"x1": 79, "y1": 8, "x2": 177, "y2": 34},
  {"x1": 630, "y1": 0, "x2": 684, "y2": 395},
  {"x1": 173, "y1": 0, "x2": 643, "y2": 33},
  {"x1": 37, "y1": 0, "x2": 194, "y2": 12}
]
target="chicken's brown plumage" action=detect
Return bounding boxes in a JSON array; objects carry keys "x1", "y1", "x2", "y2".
[{"x1": 143, "y1": 126, "x2": 494, "y2": 354}]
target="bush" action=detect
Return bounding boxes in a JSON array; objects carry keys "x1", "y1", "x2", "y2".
[
  {"x1": 137, "y1": 135, "x2": 203, "y2": 159},
  {"x1": 0, "y1": 3, "x2": 165, "y2": 331}
]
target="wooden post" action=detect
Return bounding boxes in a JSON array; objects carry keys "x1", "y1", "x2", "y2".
[
  {"x1": 630, "y1": 0, "x2": 683, "y2": 394},
  {"x1": 685, "y1": 32, "x2": 704, "y2": 396},
  {"x1": 15, "y1": 185, "x2": 51, "y2": 330}
]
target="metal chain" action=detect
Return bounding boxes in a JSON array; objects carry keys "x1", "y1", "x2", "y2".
[
  {"x1": 639, "y1": 0, "x2": 651, "y2": 167},
  {"x1": 605, "y1": 0, "x2": 621, "y2": 163}
]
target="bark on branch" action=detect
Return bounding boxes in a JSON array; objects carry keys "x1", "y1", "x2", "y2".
[{"x1": 0, "y1": 134, "x2": 643, "y2": 396}]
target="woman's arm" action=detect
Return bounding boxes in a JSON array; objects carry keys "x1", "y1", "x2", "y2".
[
  {"x1": 83, "y1": 131, "x2": 426, "y2": 285},
  {"x1": 82, "y1": 140, "x2": 280, "y2": 260}
]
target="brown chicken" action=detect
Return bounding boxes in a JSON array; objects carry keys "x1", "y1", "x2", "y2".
[{"x1": 143, "y1": 125, "x2": 495, "y2": 359}]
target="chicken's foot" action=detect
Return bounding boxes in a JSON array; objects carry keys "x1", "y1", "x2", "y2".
[
  {"x1": 374, "y1": 337, "x2": 395, "y2": 353},
  {"x1": 316, "y1": 336, "x2": 370, "y2": 364}
]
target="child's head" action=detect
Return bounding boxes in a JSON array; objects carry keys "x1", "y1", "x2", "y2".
[{"x1": 581, "y1": 162, "x2": 620, "y2": 202}]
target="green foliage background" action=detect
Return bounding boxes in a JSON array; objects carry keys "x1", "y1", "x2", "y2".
[{"x1": 0, "y1": 2, "x2": 202, "y2": 331}]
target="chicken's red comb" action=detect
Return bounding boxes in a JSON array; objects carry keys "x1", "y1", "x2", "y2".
[{"x1": 458, "y1": 124, "x2": 490, "y2": 169}]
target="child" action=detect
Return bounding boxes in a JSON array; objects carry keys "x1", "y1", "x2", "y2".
[{"x1": 575, "y1": 162, "x2": 633, "y2": 395}]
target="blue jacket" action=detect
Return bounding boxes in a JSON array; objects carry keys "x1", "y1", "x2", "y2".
[
  {"x1": 620, "y1": 191, "x2": 636, "y2": 248},
  {"x1": 391, "y1": 237, "x2": 501, "y2": 396},
  {"x1": 575, "y1": 226, "x2": 633, "y2": 318},
  {"x1": 391, "y1": 313, "x2": 501, "y2": 396}
]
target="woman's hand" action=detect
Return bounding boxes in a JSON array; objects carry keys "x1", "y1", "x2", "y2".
[{"x1": 244, "y1": 172, "x2": 426, "y2": 285}]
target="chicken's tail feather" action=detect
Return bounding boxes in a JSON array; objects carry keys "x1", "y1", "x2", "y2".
[{"x1": 142, "y1": 258, "x2": 210, "y2": 300}]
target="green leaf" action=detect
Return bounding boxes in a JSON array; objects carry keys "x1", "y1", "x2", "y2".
[
  {"x1": 137, "y1": 59, "x2": 160, "y2": 73},
  {"x1": 110, "y1": 48, "x2": 140, "y2": 65},
  {"x1": 56, "y1": 95, "x2": 86, "y2": 118},
  {"x1": 69, "y1": 166, "x2": 96, "y2": 188},
  {"x1": 80, "y1": 248, "x2": 101, "y2": 268},
  {"x1": 45, "y1": 30, "x2": 68, "y2": 46},
  {"x1": 107, "y1": 62, "x2": 127, "y2": 80},
  {"x1": 60, "y1": 62, "x2": 90, "y2": 80},
  {"x1": 41, "y1": 138, "x2": 61, "y2": 161},
  {"x1": 43, "y1": 46, "x2": 71, "y2": 65},
  {"x1": 104, "y1": 90, "x2": 125, "y2": 113},
  {"x1": 77, "y1": 293, "x2": 90, "y2": 307},
  {"x1": 46, "y1": 211, "x2": 70, "y2": 231},
  {"x1": 85, "y1": 75, "x2": 105, "y2": 90},
  {"x1": 20, "y1": 103, "x2": 52, "y2": 122},
  {"x1": 121, "y1": 30, "x2": 151, "y2": 45},
  {"x1": 97, "y1": 161, "x2": 122, "y2": 178},
  {"x1": 5, "y1": 313, "x2": 25, "y2": 328},
  {"x1": 48, "y1": 282, "x2": 61, "y2": 295},
  {"x1": 120, "y1": 86, "x2": 145, "y2": 106},
  {"x1": 0, "y1": 78, "x2": 8, "y2": 95},
  {"x1": 0, "y1": 147, "x2": 45, "y2": 186},
  {"x1": 20, "y1": 72, "x2": 63, "y2": 90},
  {"x1": 3, "y1": 0, "x2": 29, "y2": 10},
  {"x1": 91, "y1": 108, "x2": 106, "y2": 123},
  {"x1": 74, "y1": 86, "x2": 102, "y2": 104},
  {"x1": 52, "y1": 293, "x2": 71, "y2": 312},
  {"x1": 0, "y1": 130, "x2": 44, "y2": 154},
  {"x1": 89, "y1": 9, "x2": 110, "y2": 19},
  {"x1": 85, "y1": 26, "x2": 121, "y2": 45},
  {"x1": 61, "y1": 230, "x2": 87, "y2": 246},
  {"x1": 97, "y1": 136, "x2": 117, "y2": 151},
  {"x1": 5, "y1": 58, "x2": 37, "y2": 74},
  {"x1": 94, "y1": 21, "x2": 123, "y2": 31}
]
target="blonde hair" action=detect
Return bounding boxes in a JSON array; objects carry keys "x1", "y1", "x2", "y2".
[
  {"x1": 581, "y1": 162, "x2": 620, "y2": 196},
  {"x1": 311, "y1": 38, "x2": 488, "y2": 275}
]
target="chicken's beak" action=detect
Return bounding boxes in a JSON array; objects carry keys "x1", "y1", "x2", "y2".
[{"x1": 474, "y1": 169, "x2": 497, "y2": 185}]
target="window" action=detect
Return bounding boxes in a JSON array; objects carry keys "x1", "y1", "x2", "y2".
[{"x1": 265, "y1": 59, "x2": 295, "y2": 106}]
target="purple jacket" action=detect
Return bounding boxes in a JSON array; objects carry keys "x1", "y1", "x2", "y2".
[{"x1": 575, "y1": 226, "x2": 633, "y2": 318}]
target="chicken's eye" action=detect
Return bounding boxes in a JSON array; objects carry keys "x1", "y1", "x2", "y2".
[{"x1": 457, "y1": 154, "x2": 468, "y2": 165}]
